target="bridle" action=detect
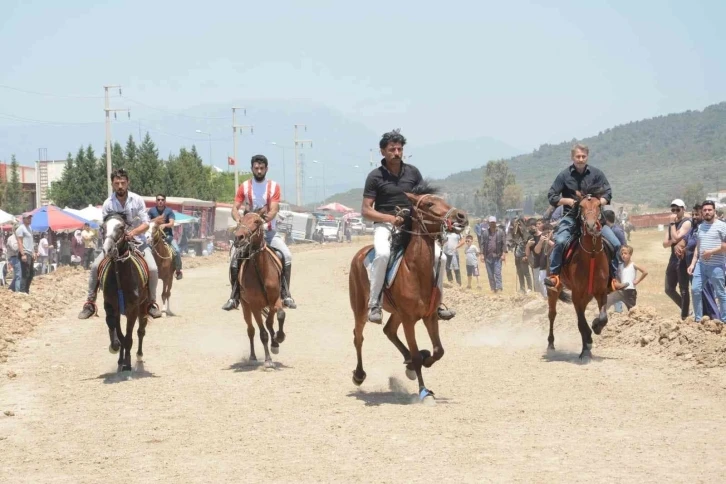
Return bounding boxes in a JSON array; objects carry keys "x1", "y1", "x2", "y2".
[
  {"x1": 395, "y1": 194, "x2": 458, "y2": 241},
  {"x1": 577, "y1": 195, "x2": 604, "y2": 255},
  {"x1": 103, "y1": 215, "x2": 134, "y2": 263},
  {"x1": 234, "y1": 212, "x2": 266, "y2": 260},
  {"x1": 150, "y1": 223, "x2": 172, "y2": 260}
]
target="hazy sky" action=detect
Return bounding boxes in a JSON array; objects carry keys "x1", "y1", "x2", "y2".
[{"x1": 2, "y1": 0, "x2": 725, "y2": 153}]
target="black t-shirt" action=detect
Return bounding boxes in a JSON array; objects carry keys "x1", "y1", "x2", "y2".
[{"x1": 363, "y1": 160, "x2": 423, "y2": 215}]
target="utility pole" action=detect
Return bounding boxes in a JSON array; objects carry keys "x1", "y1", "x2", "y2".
[
  {"x1": 293, "y1": 124, "x2": 313, "y2": 206},
  {"x1": 232, "y1": 107, "x2": 253, "y2": 189},
  {"x1": 369, "y1": 148, "x2": 374, "y2": 167},
  {"x1": 104, "y1": 85, "x2": 129, "y2": 196}
]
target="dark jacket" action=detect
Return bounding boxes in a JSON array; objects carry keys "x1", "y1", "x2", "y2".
[
  {"x1": 548, "y1": 164, "x2": 612, "y2": 216},
  {"x1": 479, "y1": 228, "x2": 507, "y2": 259}
]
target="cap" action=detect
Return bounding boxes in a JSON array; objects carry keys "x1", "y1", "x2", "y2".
[
  {"x1": 488, "y1": 216, "x2": 497, "y2": 223},
  {"x1": 22, "y1": 213, "x2": 32, "y2": 219},
  {"x1": 670, "y1": 199, "x2": 686, "y2": 208}
]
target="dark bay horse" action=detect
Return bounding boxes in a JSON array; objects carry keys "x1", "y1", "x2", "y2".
[
  {"x1": 234, "y1": 208, "x2": 286, "y2": 368},
  {"x1": 149, "y1": 216, "x2": 175, "y2": 316},
  {"x1": 547, "y1": 192, "x2": 610, "y2": 360},
  {"x1": 349, "y1": 184, "x2": 467, "y2": 401},
  {"x1": 101, "y1": 213, "x2": 150, "y2": 372}
]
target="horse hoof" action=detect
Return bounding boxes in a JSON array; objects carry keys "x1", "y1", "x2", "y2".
[
  {"x1": 579, "y1": 350, "x2": 592, "y2": 363},
  {"x1": 122, "y1": 365, "x2": 132, "y2": 372},
  {"x1": 419, "y1": 349, "x2": 432, "y2": 360},
  {"x1": 264, "y1": 360, "x2": 274, "y2": 369},
  {"x1": 422, "y1": 395, "x2": 437, "y2": 407},
  {"x1": 547, "y1": 344, "x2": 555, "y2": 352},
  {"x1": 352, "y1": 371, "x2": 366, "y2": 386},
  {"x1": 109, "y1": 344, "x2": 120, "y2": 354},
  {"x1": 419, "y1": 388, "x2": 436, "y2": 405},
  {"x1": 405, "y1": 368, "x2": 417, "y2": 381},
  {"x1": 271, "y1": 346, "x2": 279, "y2": 355}
]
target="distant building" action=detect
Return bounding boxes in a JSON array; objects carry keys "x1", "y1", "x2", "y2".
[{"x1": 0, "y1": 162, "x2": 38, "y2": 212}]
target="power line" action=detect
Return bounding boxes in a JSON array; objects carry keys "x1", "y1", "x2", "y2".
[
  {"x1": 0, "y1": 84, "x2": 103, "y2": 99},
  {"x1": 125, "y1": 97, "x2": 230, "y2": 120},
  {"x1": 0, "y1": 112, "x2": 104, "y2": 126}
]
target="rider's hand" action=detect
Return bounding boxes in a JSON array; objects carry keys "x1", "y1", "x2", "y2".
[
  {"x1": 124, "y1": 232, "x2": 135, "y2": 241},
  {"x1": 390, "y1": 215, "x2": 404, "y2": 227}
]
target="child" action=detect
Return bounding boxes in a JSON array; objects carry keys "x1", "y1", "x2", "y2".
[
  {"x1": 464, "y1": 235, "x2": 480, "y2": 289},
  {"x1": 606, "y1": 245, "x2": 648, "y2": 311}
]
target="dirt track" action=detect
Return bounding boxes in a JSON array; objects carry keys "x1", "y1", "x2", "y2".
[{"x1": 1, "y1": 240, "x2": 726, "y2": 483}]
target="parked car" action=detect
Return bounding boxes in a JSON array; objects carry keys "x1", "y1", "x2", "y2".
[
  {"x1": 348, "y1": 217, "x2": 365, "y2": 234},
  {"x1": 317, "y1": 220, "x2": 340, "y2": 241}
]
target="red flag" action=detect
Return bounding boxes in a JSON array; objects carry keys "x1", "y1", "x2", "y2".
[{"x1": 228, "y1": 156, "x2": 235, "y2": 166}]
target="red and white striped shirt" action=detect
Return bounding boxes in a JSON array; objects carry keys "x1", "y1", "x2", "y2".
[{"x1": 235, "y1": 178, "x2": 281, "y2": 231}]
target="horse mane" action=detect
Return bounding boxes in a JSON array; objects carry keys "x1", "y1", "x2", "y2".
[
  {"x1": 579, "y1": 181, "x2": 606, "y2": 199},
  {"x1": 103, "y1": 211, "x2": 126, "y2": 224},
  {"x1": 409, "y1": 179, "x2": 440, "y2": 196}
]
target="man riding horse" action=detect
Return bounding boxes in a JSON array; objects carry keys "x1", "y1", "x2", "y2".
[
  {"x1": 544, "y1": 143, "x2": 625, "y2": 291},
  {"x1": 148, "y1": 193, "x2": 183, "y2": 280},
  {"x1": 222, "y1": 154, "x2": 296, "y2": 311},
  {"x1": 78, "y1": 168, "x2": 162, "y2": 319},
  {"x1": 362, "y1": 129, "x2": 456, "y2": 323}
]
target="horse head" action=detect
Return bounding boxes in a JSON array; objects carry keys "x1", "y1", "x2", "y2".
[
  {"x1": 148, "y1": 215, "x2": 166, "y2": 245},
  {"x1": 102, "y1": 212, "x2": 129, "y2": 258},
  {"x1": 405, "y1": 181, "x2": 468, "y2": 237},
  {"x1": 235, "y1": 207, "x2": 267, "y2": 250},
  {"x1": 575, "y1": 189, "x2": 604, "y2": 237}
]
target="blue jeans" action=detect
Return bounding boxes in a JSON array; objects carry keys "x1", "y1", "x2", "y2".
[
  {"x1": 549, "y1": 213, "x2": 621, "y2": 279},
  {"x1": 165, "y1": 235, "x2": 182, "y2": 271},
  {"x1": 691, "y1": 263, "x2": 726, "y2": 322},
  {"x1": 8, "y1": 256, "x2": 21, "y2": 292},
  {"x1": 484, "y1": 257, "x2": 502, "y2": 291}
]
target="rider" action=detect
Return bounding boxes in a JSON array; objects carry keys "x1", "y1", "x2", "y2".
[
  {"x1": 222, "y1": 154, "x2": 296, "y2": 311},
  {"x1": 147, "y1": 193, "x2": 183, "y2": 280},
  {"x1": 78, "y1": 168, "x2": 162, "y2": 319},
  {"x1": 362, "y1": 129, "x2": 456, "y2": 323},
  {"x1": 544, "y1": 143, "x2": 625, "y2": 291}
]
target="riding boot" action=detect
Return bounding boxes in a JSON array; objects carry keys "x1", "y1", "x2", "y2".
[
  {"x1": 222, "y1": 263, "x2": 240, "y2": 311},
  {"x1": 282, "y1": 265, "x2": 297, "y2": 309}
]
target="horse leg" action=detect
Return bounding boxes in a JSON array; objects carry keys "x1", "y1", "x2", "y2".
[
  {"x1": 591, "y1": 294, "x2": 609, "y2": 335},
  {"x1": 352, "y1": 312, "x2": 367, "y2": 386},
  {"x1": 547, "y1": 288, "x2": 559, "y2": 351},
  {"x1": 253, "y1": 310, "x2": 273, "y2": 368},
  {"x1": 383, "y1": 312, "x2": 412, "y2": 370},
  {"x1": 274, "y1": 307, "x2": 286, "y2": 344},
  {"x1": 421, "y1": 313, "x2": 444, "y2": 369},
  {"x1": 266, "y1": 309, "x2": 279, "y2": 355},
  {"x1": 576, "y1": 305, "x2": 593, "y2": 361},
  {"x1": 242, "y1": 303, "x2": 256, "y2": 361},
  {"x1": 105, "y1": 303, "x2": 121, "y2": 354},
  {"x1": 122, "y1": 312, "x2": 136, "y2": 372},
  {"x1": 137, "y1": 314, "x2": 148, "y2": 359},
  {"x1": 402, "y1": 320, "x2": 434, "y2": 402}
]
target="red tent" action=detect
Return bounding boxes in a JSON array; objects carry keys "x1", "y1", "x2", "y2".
[{"x1": 317, "y1": 202, "x2": 354, "y2": 213}]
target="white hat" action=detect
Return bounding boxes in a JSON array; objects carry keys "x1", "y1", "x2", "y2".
[
  {"x1": 488, "y1": 216, "x2": 497, "y2": 223},
  {"x1": 670, "y1": 199, "x2": 686, "y2": 208}
]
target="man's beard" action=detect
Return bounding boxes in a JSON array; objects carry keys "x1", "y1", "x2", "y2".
[
  {"x1": 115, "y1": 189, "x2": 127, "y2": 198},
  {"x1": 253, "y1": 173, "x2": 265, "y2": 182},
  {"x1": 704, "y1": 214, "x2": 714, "y2": 222}
]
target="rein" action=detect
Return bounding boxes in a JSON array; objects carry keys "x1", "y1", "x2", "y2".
[
  {"x1": 575, "y1": 200, "x2": 605, "y2": 295},
  {"x1": 151, "y1": 228, "x2": 173, "y2": 260},
  {"x1": 235, "y1": 213, "x2": 276, "y2": 304}
]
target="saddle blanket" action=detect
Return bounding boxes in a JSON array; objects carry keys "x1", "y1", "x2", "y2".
[
  {"x1": 97, "y1": 250, "x2": 150, "y2": 290},
  {"x1": 363, "y1": 246, "x2": 405, "y2": 288}
]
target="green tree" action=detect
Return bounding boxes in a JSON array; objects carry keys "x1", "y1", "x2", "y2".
[
  {"x1": 124, "y1": 135, "x2": 138, "y2": 176},
  {"x1": 5, "y1": 155, "x2": 24, "y2": 214},
  {"x1": 682, "y1": 183, "x2": 706, "y2": 208},
  {"x1": 502, "y1": 184, "x2": 524, "y2": 210},
  {"x1": 112, "y1": 141, "x2": 126, "y2": 171},
  {"x1": 482, "y1": 160, "x2": 515, "y2": 216},
  {"x1": 48, "y1": 153, "x2": 75, "y2": 207},
  {"x1": 132, "y1": 132, "x2": 164, "y2": 196}
]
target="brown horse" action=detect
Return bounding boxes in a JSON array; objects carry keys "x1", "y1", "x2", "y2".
[
  {"x1": 547, "y1": 192, "x2": 610, "y2": 360},
  {"x1": 349, "y1": 184, "x2": 467, "y2": 401},
  {"x1": 234, "y1": 208, "x2": 286, "y2": 368},
  {"x1": 148, "y1": 216, "x2": 175, "y2": 316},
  {"x1": 101, "y1": 213, "x2": 150, "y2": 372}
]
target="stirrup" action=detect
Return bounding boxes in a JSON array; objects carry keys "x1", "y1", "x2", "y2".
[{"x1": 544, "y1": 274, "x2": 561, "y2": 290}]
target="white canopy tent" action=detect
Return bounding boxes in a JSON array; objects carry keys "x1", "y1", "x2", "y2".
[
  {"x1": 0, "y1": 209, "x2": 15, "y2": 225},
  {"x1": 78, "y1": 205, "x2": 103, "y2": 221}
]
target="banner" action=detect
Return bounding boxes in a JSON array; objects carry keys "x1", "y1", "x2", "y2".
[{"x1": 228, "y1": 156, "x2": 235, "y2": 166}]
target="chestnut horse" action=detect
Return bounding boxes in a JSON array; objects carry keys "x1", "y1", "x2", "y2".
[
  {"x1": 234, "y1": 208, "x2": 286, "y2": 368},
  {"x1": 349, "y1": 184, "x2": 467, "y2": 401},
  {"x1": 148, "y1": 216, "x2": 175, "y2": 316},
  {"x1": 547, "y1": 191, "x2": 610, "y2": 360},
  {"x1": 101, "y1": 213, "x2": 150, "y2": 372}
]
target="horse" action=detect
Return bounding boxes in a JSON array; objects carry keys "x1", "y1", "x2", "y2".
[
  {"x1": 234, "y1": 207, "x2": 286, "y2": 368},
  {"x1": 148, "y1": 216, "x2": 176, "y2": 316},
  {"x1": 100, "y1": 213, "x2": 151, "y2": 372},
  {"x1": 348, "y1": 183, "x2": 468, "y2": 401},
  {"x1": 546, "y1": 190, "x2": 611, "y2": 360}
]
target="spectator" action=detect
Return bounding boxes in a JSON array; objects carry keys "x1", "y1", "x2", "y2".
[
  {"x1": 514, "y1": 221, "x2": 533, "y2": 294},
  {"x1": 59, "y1": 233, "x2": 71, "y2": 265},
  {"x1": 443, "y1": 231, "x2": 463, "y2": 286},
  {"x1": 37, "y1": 232, "x2": 49, "y2": 275},
  {"x1": 604, "y1": 210, "x2": 627, "y2": 246},
  {"x1": 16, "y1": 214, "x2": 35, "y2": 293},
  {"x1": 6, "y1": 227, "x2": 21, "y2": 292},
  {"x1": 479, "y1": 216, "x2": 507, "y2": 293},
  {"x1": 663, "y1": 199, "x2": 692, "y2": 320},
  {"x1": 474, "y1": 218, "x2": 483, "y2": 247},
  {"x1": 464, "y1": 234, "x2": 480, "y2": 289},
  {"x1": 606, "y1": 245, "x2": 648, "y2": 311},
  {"x1": 687, "y1": 200, "x2": 726, "y2": 323},
  {"x1": 682, "y1": 204, "x2": 721, "y2": 320},
  {"x1": 525, "y1": 218, "x2": 544, "y2": 294},
  {"x1": 534, "y1": 223, "x2": 554, "y2": 298},
  {"x1": 71, "y1": 230, "x2": 84, "y2": 266},
  {"x1": 81, "y1": 223, "x2": 96, "y2": 270}
]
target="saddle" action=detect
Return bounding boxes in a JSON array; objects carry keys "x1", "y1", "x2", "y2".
[
  {"x1": 562, "y1": 229, "x2": 615, "y2": 267},
  {"x1": 97, "y1": 249, "x2": 150, "y2": 290},
  {"x1": 363, "y1": 245, "x2": 405, "y2": 288}
]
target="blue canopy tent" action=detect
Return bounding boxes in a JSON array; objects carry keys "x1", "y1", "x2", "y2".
[
  {"x1": 27, "y1": 205, "x2": 99, "y2": 233},
  {"x1": 173, "y1": 211, "x2": 199, "y2": 225}
]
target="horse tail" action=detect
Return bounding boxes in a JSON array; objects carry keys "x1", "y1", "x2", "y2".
[{"x1": 558, "y1": 290, "x2": 572, "y2": 304}]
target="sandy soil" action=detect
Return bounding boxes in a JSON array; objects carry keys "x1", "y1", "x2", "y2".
[{"x1": 1, "y1": 234, "x2": 725, "y2": 483}]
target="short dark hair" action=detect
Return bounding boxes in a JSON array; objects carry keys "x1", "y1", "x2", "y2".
[
  {"x1": 693, "y1": 203, "x2": 702, "y2": 210},
  {"x1": 526, "y1": 218, "x2": 537, "y2": 226},
  {"x1": 379, "y1": 129, "x2": 407, "y2": 150},
  {"x1": 156, "y1": 193, "x2": 166, "y2": 200},
  {"x1": 603, "y1": 210, "x2": 616, "y2": 223},
  {"x1": 465, "y1": 234, "x2": 473, "y2": 240},
  {"x1": 110, "y1": 168, "x2": 129, "y2": 182},
  {"x1": 702, "y1": 200, "x2": 716, "y2": 210},
  {"x1": 250, "y1": 154, "x2": 268, "y2": 167}
]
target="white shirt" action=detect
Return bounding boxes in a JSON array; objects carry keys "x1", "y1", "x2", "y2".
[
  {"x1": 38, "y1": 238, "x2": 49, "y2": 257},
  {"x1": 618, "y1": 262, "x2": 636, "y2": 290},
  {"x1": 102, "y1": 190, "x2": 150, "y2": 244}
]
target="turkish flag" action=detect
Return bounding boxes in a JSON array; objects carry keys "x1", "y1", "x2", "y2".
[{"x1": 228, "y1": 156, "x2": 235, "y2": 166}]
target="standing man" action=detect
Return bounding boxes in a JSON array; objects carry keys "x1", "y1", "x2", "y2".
[
  {"x1": 361, "y1": 129, "x2": 455, "y2": 323},
  {"x1": 81, "y1": 223, "x2": 97, "y2": 270},
  {"x1": 222, "y1": 154, "x2": 296, "y2": 311},
  {"x1": 604, "y1": 210, "x2": 627, "y2": 246},
  {"x1": 37, "y1": 232, "x2": 50, "y2": 275},
  {"x1": 544, "y1": 144, "x2": 623, "y2": 290},
  {"x1": 687, "y1": 200, "x2": 726, "y2": 323},
  {"x1": 78, "y1": 168, "x2": 162, "y2": 319},
  {"x1": 148, "y1": 194, "x2": 183, "y2": 280},
  {"x1": 479, "y1": 216, "x2": 507, "y2": 292},
  {"x1": 6, "y1": 226, "x2": 21, "y2": 292},
  {"x1": 662, "y1": 198, "x2": 692, "y2": 320},
  {"x1": 443, "y1": 231, "x2": 464, "y2": 286},
  {"x1": 525, "y1": 218, "x2": 543, "y2": 293},
  {"x1": 16, "y1": 214, "x2": 35, "y2": 293}
]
